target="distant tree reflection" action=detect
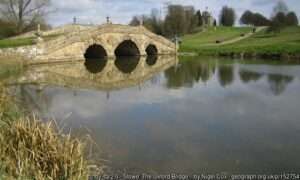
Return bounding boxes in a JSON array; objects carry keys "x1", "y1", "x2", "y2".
[
  {"x1": 165, "y1": 59, "x2": 216, "y2": 88},
  {"x1": 239, "y1": 70, "x2": 263, "y2": 83},
  {"x1": 268, "y1": 74, "x2": 294, "y2": 95},
  {"x1": 218, "y1": 65, "x2": 234, "y2": 87}
]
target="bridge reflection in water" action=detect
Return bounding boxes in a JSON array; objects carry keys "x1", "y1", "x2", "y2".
[
  {"x1": 15, "y1": 56, "x2": 300, "y2": 174},
  {"x1": 20, "y1": 56, "x2": 178, "y2": 91}
]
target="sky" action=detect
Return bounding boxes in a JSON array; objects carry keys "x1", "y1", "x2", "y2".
[{"x1": 48, "y1": 0, "x2": 300, "y2": 26}]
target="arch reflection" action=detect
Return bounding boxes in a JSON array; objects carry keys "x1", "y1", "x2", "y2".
[
  {"x1": 115, "y1": 56, "x2": 140, "y2": 74},
  {"x1": 84, "y1": 58, "x2": 108, "y2": 74},
  {"x1": 146, "y1": 55, "x2": 158, "y2": 66}
]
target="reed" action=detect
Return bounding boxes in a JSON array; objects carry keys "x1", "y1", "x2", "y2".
[{"x1": 0, "y1": 62, "x2": 90, "y2": 179}]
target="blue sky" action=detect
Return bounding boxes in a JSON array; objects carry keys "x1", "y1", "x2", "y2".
[{"x1": 48, "y1": 0, "x2": 300, "y2": 26}]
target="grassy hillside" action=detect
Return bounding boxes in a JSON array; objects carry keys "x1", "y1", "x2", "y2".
[
  {"x1": 0, "y1": 34, "x2": 63, "y2": 49},
  {"x1": 180, "y1": 26, "x2": 300, "y2": 57},
  {"x1": 0, "y1": 37, "x2": 35, "y2": 48},
  {"x1": 181, "y1": 26, "x2": 252, "y2": 49}
]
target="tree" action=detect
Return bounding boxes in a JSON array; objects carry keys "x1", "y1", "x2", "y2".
[
  {"x1": 129, "y1": 9, "x2": 164, "y2": 35},
  {"x1": 273, "y1": 12, "x2": 287, "y2": 25},
  {"x1": 184, "y1": 6, "x2": 198, "y2": 33},
  {"x1": 252, "y1": 13, "x2": 270, "y2": 26},
  {"x1": 240, "y1": 10, "x2": 270, "y2": 26},
  {"x1": 219, "y1": 6, "x2": 236, "y2": 26},
  {"x1": 150, "y1": 8, "x2": 163, "y2": 35},
  {"x1": 164, "y1": 5, "x2": 186, "y2": 37},
  {"x1": 0, "y1": 0, "x2": 50, "y2": 33},
  {"x1": 268, "y1": 12, "x2": 286, "y2": 33},
  {"x1": 196, "y1": 10, "x2": 203, "y2": 26},
  {"x1": 0, "y1": 19, "x2": 16, "y2": 38},
  {"x1": 240, "y1": 10, "x2": 253, "y2": 25},
  {"x1": 129, "y1": 16, "x2": 140, "y2": 26},
  {"x1": 286, "y1": 12, "x2": 298, "y2": 26},
  {"x1": 272, "y1": 0, "x2": 289, "y2": 17}
]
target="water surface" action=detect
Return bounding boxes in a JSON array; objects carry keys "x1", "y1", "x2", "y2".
[{"x1": 16, "y1": 56, "x2": 300, "y2": 174}]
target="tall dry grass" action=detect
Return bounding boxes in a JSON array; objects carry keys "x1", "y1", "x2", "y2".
[
  {"x1": 0, "y1": 60, "x2": 90, "y2": 179},
  {"x1": 0, "y1": 117, "x2": 88, "y2": 180}
]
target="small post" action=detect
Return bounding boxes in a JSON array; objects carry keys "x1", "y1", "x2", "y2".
[
  {"x1": 73, "y1": 16, "x2": 77, "y2": 24},
  {"x1": 139, "y1": 17, "x2": 143, "y2": 26},
  {"x1": 106, "y1": 91, "x2": 110, "y2": 100},
  {"x1": 106, "y1": 16, "x2": 110, "y2": 24},
  {"x1": 35, "y1": 23, "x2": 43, "y2": 43},
  {"x1": 174, "y1": 34, "x2": 179, "y2": 55},
  {"x1": 37, "y1": 24, "x2": 41, "y2": 35}
]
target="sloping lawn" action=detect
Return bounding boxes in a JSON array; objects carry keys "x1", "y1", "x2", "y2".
[
  {"x1": 0, "y1": 34, "x2": 64, "y2": 49},
  {"x1": 181, "y1": 26, "x2": 252, "y2": 50},
  {"x1": 180, "y1": 26, "x2": 300, "y2": 55},
  {"x1": 0, "y1": 38, "x2": 35, "y2": 48}
]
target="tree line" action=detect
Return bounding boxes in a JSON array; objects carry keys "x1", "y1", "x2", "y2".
[
  {"x1": 130, "y1": 5, "x2": 203, "y2": 38},
  {"x1": 240, "y1": 1, "x2": 298, "y2": 26},
  {"x1": 0, "y1": 0, "x2": 299, "y2": 39},
  {"x1": 0, "y1": 0, "x2": 51, "y2": 39},
  {"x1": 130, "y1": 0, "x2": 299, "y2": 38}
]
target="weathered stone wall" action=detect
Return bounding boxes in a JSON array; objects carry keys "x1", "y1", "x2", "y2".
[{"x1": 0, "y1": 45, "x2": 43, "y2": 59}]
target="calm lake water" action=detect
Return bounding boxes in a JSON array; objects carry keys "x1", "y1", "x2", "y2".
[{"x1": 15, "y1": 56, "x2": 300, "y2": 174}]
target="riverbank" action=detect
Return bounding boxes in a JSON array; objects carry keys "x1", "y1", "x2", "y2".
[
  {"x1": 180, "y1": 26, "x2": 300, "y2": 60},
  {"x1": 0, "y1": 58, "x2": 90, "y2": 179}
]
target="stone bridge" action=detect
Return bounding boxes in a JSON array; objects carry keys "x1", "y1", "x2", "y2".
[{"x1": 34, "y1": 24, "x2": 177, "y2": 61}]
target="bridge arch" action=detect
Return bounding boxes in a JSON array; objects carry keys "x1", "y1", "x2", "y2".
[
  {"x1": 84, "y1": 44, "x2": 107, "y2": 59},
  {"x1": 145, "y1": 44, "x2": 158, "y2": 56},
  {"x1": 115, "y1": 40, "x2": 140, "y2": 57}
]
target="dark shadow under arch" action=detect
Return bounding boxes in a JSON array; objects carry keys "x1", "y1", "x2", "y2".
[
  {"x1": 115, "y1": 40, "x2": 140, "y2": 57},
  {"x1": 84, "y1": 44, "x2": 107, "y2": 59},
  {"x1": 84, "y1": 58, "x2": 107, "y2": 74},
  {"x1": 115, "y1": 56, "x2": 140, "y2": 74},
  {"x1": 145, "y1": 44, "x2": 158, "y2": 56}
]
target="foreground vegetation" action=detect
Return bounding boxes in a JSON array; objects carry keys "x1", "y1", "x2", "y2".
[
  {"x1": 180, "y1": 26, "x2": 300, "y2": 58},
  {"x1": 0, "y1": 58, "x2": 89, "y2": 179}
]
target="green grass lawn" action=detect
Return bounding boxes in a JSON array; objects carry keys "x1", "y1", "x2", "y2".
[
  {"x1": 0, "y1": 34, "x2": 64, "y2": 49},
  {"x1": 0, "y1": 37, "x2": 35, "y2": 48},
  {"x1": 181, "y1": 26, "x2": 252, "y2": 49},
  {"x1": 180, "y1": 26, "x2": 300, "y2": 55}
]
